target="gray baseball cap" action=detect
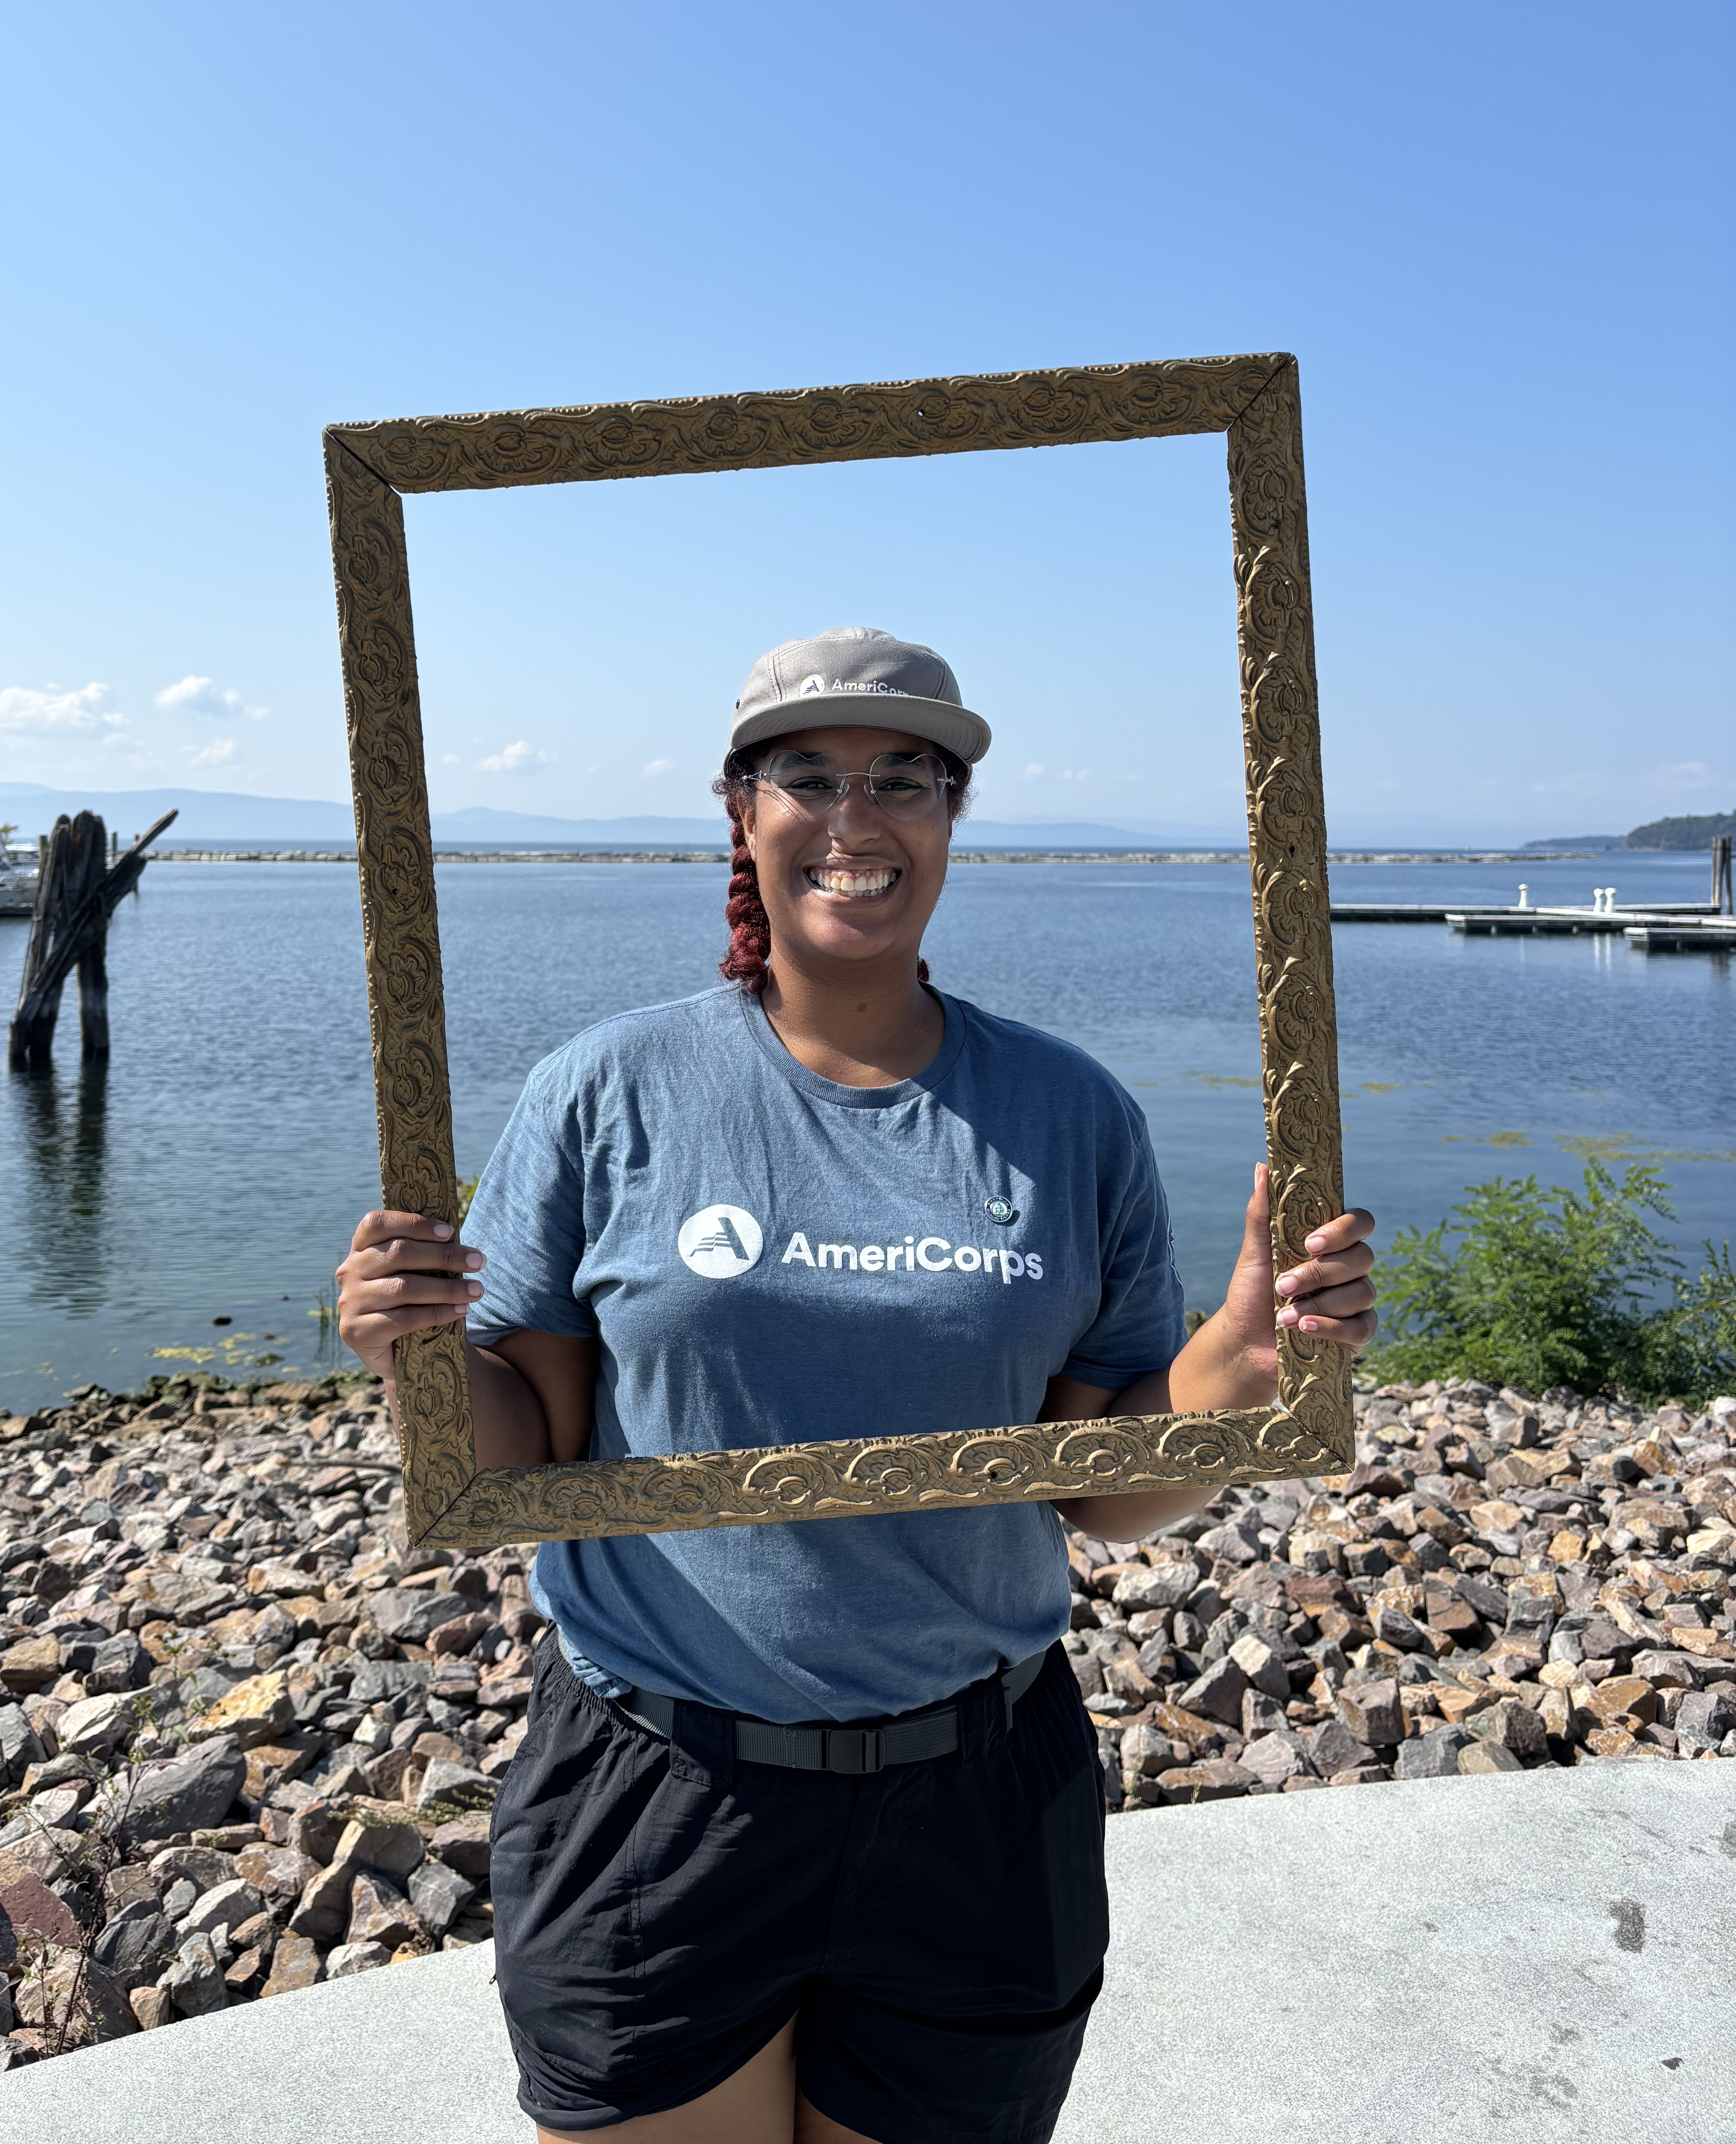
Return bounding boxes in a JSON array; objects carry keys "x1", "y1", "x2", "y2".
[{"x1": 730, "y1": 626, "x2": 991, "y2": 764}]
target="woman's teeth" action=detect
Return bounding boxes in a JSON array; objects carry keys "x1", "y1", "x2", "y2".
[{"x1": 806, "y1": 866, "x2": 898, "y2": 897}]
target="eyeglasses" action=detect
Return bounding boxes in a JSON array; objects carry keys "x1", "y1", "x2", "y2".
[{"x1": 749, "y1": 750, "x2": 954, "y2": 821}]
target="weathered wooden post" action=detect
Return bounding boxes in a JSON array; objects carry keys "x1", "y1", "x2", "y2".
[
  {"x1": 8, "y1": 808, "x2": 177, "y2": 1067},
  {"x1": 1712, "y1": 833, "x2": 1733, "y2": 916}
]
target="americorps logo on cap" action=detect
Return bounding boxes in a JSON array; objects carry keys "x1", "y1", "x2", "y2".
[
  {"x1": 795, "y1": 674, "x2": 908, "y2": 698},
  {"x1": 677, "y1": 1204, "x2": 764, "y2": 1279}
]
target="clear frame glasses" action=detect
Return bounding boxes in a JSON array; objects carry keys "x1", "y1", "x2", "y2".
[{"x1": 751, "y1": 749, "x2": 955, "y2": 822}]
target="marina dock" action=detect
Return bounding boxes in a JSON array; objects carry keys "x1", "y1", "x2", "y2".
[
  {"x1": 1327, "y1": 902, "x2": 1734, "y2": 951},
  {"x1": 1332, "y1": 841, "x2": 1733, "y2": 952}
]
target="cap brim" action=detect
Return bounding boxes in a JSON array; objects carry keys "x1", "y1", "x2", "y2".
[{"x1": 731, "y1": 694, "x2": 991, "y2": 765}]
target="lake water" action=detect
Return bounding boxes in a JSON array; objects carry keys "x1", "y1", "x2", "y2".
[{"x1": 2, "y1": 851, "x2": 1730, "y2": 1408}]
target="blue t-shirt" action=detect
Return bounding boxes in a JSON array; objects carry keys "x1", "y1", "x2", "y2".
[{"x1": 463, "y1": 984, "x2": 1185, "y2": 1723}]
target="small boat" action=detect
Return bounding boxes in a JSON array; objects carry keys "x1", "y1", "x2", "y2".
[{"x1": 0, "y1": 824, "x2": 40, "y2": 919}]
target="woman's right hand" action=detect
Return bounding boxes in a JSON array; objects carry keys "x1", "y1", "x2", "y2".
[{"x1": 336, "y1": 1210, "x2": 486, "y2": 1380}]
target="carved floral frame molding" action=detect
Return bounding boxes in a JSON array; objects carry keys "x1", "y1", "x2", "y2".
[{"x1": 322, "y1": 354, "x2": 1352, "y2": 1551}]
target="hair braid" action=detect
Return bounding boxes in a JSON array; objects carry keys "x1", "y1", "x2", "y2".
[{"x1": 719, "y1": 797, "x2": 773, "y2": 993}]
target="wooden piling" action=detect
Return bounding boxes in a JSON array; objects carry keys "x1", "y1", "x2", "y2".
[{"x1": 8, "y1": 807, "x2": 177, "y2": 1067}]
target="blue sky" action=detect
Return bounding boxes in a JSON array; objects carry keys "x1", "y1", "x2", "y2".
[{"x1": 1, "y1": 1, "x2": 1730, "y2": 842}]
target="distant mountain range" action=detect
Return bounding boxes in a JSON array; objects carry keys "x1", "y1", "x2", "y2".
[
  {"x1": 0, "y1": 783, "x2": 1246, "y2": 850},
  {"x1": 5, "y1": 781, "x2": 1731, "y2": 853}
]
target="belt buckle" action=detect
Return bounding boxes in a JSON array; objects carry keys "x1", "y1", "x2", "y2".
[{"x1": 824, "y1": 1726, "x2": 884, "y2": 1775}]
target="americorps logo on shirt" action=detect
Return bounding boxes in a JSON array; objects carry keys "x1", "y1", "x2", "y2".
[
  {"x1": 677, "y1": 1205, "x2": 765, "y2": 1279},
  {"x1": 676, "y1": 1206, "x2": 1044, "y2": 1284}
]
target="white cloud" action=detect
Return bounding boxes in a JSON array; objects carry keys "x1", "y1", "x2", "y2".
[
  {"x1": 185, "y1": 737, "x2": 238, "y2": 768},
  {"x1": 439, "y1": 754, "x2": 461, "y2": 765},
  {"x1": 1022, "y1": 762, "x2": 1046, "y2": 778},
  {"x1": 0, "y1": 681, "x2": 127, "y2": 735},
  {"x1": 1060, "y1": 766, "x2": 1093, "y2": 783},
  {"x1": 155, "y1": 674, "x2": 268, "y2": 721},
  {"x1": 643, "y1": 757, "x2": 675, "y2": 777},
  {"x1": 476, "y1": 740, "x2": 555, "y2": 773},
  {"x1": 1530, "y1": 769, "x2": 1604, "y2": 798},
  {"x1": 1648, "y1": 761, "x2": 1721, "y2": 795}
]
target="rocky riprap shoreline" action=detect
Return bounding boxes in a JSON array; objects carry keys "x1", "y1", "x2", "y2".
[
  {"x1": 0, "y1": 1374, "x2": 524, "y2": 2065},
  {"x1": 0, "y1": 1371, "x2": 1732, "y2": 2068},
  {"x1": 1072, "y1": 1379, "x2": 1736, "y2": 1808}
]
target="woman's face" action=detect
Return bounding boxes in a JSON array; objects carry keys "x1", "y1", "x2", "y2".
[{"x1": 740, "y1": 724, "x2": 958, "y2": 981}]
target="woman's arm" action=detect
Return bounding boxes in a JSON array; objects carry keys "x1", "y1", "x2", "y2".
[
  {"x1": 1049, "y1": 1164, "x2": 1376, "y2": 1537},
  {"x1": 336, "y1": 1208, "x2": 596, "y2": 1469}
]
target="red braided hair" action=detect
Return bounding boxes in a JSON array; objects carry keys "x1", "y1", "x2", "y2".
[
  {"x1": 712, "y1": 744, "x2": 970, "y2": 994},
  {"x1": 719, "y1": 790, "x2": 773, "y2": 993}
]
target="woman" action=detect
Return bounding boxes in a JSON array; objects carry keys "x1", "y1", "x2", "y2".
[{"x1": 338, "y1": 626, "x2": 1376, "y2": 2144}]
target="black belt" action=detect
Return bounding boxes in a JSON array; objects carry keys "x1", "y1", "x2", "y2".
[{"x1": 617, "y1": 1651, "x2": 1047, "y2": 1776}]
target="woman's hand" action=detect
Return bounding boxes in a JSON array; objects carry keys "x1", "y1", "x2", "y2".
[
  {"x1": 335, "y1": 1209, "x2": 486, "y2": 1381},
  {"x1": 1168, "y1": 1163, "x2": 1377, "y2": 1413}
]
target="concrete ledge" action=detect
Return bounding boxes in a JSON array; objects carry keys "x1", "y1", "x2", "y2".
[
  {"x1": 1059, "y1": 1761, "x2": 1734, "y2": 2144},
  {"x1": 4, "y1": 1764, "x2": 1732, "y2": 2142}
]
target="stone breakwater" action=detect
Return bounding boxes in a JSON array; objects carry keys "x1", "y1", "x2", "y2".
[
  {"x1": 1072, "y1": 1380, "x2": 1736, "y2": 1809},
  {"x1": 0, "y1": 1373, "x2": 1730, "y2": 2069}
]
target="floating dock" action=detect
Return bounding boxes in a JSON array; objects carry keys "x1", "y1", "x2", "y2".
[
  {"x1": 1623, "y1": 922, "x2": 1736, "y2": 952},
  {"x1": 1331, "y1": 896, "x2": 1733, "y2": 953}
]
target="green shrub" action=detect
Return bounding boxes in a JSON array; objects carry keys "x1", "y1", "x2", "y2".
[{"x1": 1371, "y1": 1161, "x2": 1736, "y2": 1404}]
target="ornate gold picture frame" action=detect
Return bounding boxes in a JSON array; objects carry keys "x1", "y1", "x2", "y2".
[{"x1": 323, "y1": 354, "x2": 1351, "y2": 1551}]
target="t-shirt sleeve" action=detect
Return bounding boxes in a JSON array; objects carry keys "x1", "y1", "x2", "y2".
[
  {"x1": 1060, "y1": 1096, "x2": 1187, "y2": 1390},
  {"x1": 461, "y1": 1055, "x2": 597, "y2": 1344}
]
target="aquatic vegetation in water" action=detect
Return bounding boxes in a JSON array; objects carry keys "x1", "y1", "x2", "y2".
[
  {"x1": 1186, "y1": 1070, "x2": 1262, "y2": 1090},
  {"x1": 1558, "y1": 1131, "x2": 1736, "y2": 1167}
]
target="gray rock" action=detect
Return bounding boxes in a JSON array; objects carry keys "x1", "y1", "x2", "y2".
[
  {"x1": 1673, "y1": 1687, "x2": 1736, "y2": 1753},
  {"x1": 1111, "y1": 1563, "x2": 1197, "y2": 1611},
  {"x1": 1394, "y1": 1728, "x2": 1471, "y2": 1779},
  {"x1": 1337, "y1": 1678, "x2": 1404, "y2": 1747},
  {"x1": 1226, "y1": 1633, "x2": 1290, "y2": 1701},
  {"x1": 1239, "y1": 1732, "x2": 1308, "y2": 1788},
  {"x1": 1068, "y1": 1650, "x2": 1106, "y2": 1700},
  {"x1": 1305, "y1": 1717, "x2": 1376, "y2": 1777},
  {"x1": 56, "y1": 1689, "x2": 134, "y2": 1755},
  {"x1": 86, "y1": 1631, "x2": 146, "y2": 1694},
  {"x1": 1631, "y1": 1649, "x2": 1711, "y2": 1690},
  {"x1": 348, "y1": 1660, "x2": 432, "y2": 1706},
  {"x1": 181, "y1": 1877, "x2": 265, "y2": 1938},
  {"x1": 408, "y1": 1858, "x2": 476, "y2": 1935},
  {"x1": 120, "y1": 1734, "x2": 246, "y2": 1845},
  {"x1": 1467, "y1": 1697, "x2": 1547, "y2": 1760},
  {"x1": 91, "y1": 1902, "x2": 176, "y2": 1989},
  {"x1": 1178, "y1": 1657, "x2": 1249, "y2": 1726},
  {"x1": 325, "y1": 1939, "x2": 391, "y2": 1978},
  {"x1": 149, "y1": 1846, "x2": 239, "y2": 1894},
  {"x1": 1459, "y1": 1739, "x2": 1525, "y2": 1774},
  {"x1": 367, "y1": 1588, "x2": 473, "y2": 1647},
  {"x1": 1372, "y1": 1605, "x2": 1431, "y2": 1653},
  {"x1": 0, "y1": 1702, "x2": 44, "y2": 1789},
  {"x1": 42, "y1": 1785, "x2": 98, "y2": 1836},
  {"x1": 160, "y1": 1877, "x2": 198, "y2": 1920},
  {"x1": 1194, "y1": 1522, "x2": 1262, "y2": 1566},
  {"x1": 159, "y1": 1930, "x2": 228, "y2": 2016}
]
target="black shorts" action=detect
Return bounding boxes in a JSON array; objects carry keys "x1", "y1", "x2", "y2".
[{"x1": 489, "y1": 1639, "x2": 1110, "y2": 2142}]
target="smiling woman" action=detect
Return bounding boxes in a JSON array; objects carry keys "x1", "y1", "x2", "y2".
[{"x1": 335, "y1": 619, "x2": 1376, "y2": 2144}]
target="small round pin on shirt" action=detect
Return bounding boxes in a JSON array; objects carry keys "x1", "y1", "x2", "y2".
[{"x1": 984, "y1": 1197, "x2": 1018, "y2": 1226}]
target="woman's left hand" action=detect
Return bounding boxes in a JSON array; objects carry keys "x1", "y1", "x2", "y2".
[{"x1": 1211, "y1": 1162, "x2": 1377, "y2": 1390}]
